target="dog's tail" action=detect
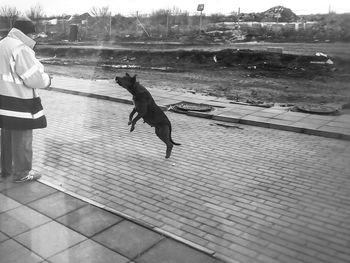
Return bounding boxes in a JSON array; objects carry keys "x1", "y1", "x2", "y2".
[
  {"x1": 171, "y1": 139, "x2": 181, "y2": 146},
  {"x1": 169, "y1": 124, "x2": 181, "y2": 146}
]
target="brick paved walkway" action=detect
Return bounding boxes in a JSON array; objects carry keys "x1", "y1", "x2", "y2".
[{"x1": 32, "y1": 90, "x2": 350, "y2": 263}]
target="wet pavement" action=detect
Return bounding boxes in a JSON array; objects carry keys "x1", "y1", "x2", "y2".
[
  {"x1": 0, "y1": 180, "x2": 221, "y2": 263},
  {"x1": 1, "y1": 76, "x2": 350, "y2": 263}
]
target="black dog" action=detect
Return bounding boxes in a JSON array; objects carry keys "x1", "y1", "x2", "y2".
[{"x1": 115, "y1": 73, "x2": 180, "y2": 158}]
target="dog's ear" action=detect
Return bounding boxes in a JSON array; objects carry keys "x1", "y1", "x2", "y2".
[{"x1": 131, "y1": 74, "x2": 136, "y2": 84}]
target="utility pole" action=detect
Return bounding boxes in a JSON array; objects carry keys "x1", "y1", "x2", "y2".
[
  {"x1": 109, "y1": 14, "x2": 112, "y2": 39},
  {"x1": 238, "y1": 7, "x2": 240, "y2": 26},
  {"x1": 166, "y1": 10, "x2": 169, "y2": 37}
]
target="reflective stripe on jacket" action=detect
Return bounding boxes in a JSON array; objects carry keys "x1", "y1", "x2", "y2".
[{"x1": 0, "y1": 28, "x2": 50, "y2": 129}]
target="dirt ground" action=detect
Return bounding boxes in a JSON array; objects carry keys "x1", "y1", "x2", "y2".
[{"x1": 40, "y1": 43, "x2": 350, "y2": 108}]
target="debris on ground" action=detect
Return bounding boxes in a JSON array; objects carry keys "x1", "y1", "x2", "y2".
[
  {"x1": 342, "y1": 102, "x2": 350, "y2": 109},
  {"x1": 310, "y1": 52, "x2": 334, "y2": 66},
  {"x1": 204, "y1": 22, "x2": 245, "y2": 42},
  {"x1": 210, "y1": 123, "x2": 244, "y2": 129},
  {"x1": 229, "y1": 100, "x2": 273, "y2": 108}
]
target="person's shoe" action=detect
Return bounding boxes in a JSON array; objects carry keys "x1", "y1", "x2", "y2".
[
  {"x1": 1, "y1": 171, "x2": 11, "y2": 178},
  {"x1": 1, "y1": 173, "x2": 11, "y2": 182},
  {"x1": 14, "y1": 171, "x2": 41, "y2": 183}
]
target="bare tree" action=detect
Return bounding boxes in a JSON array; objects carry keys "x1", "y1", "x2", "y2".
[
  {"x1": 90, "y1": 6, "x2": 99, "y2": 17},
  {"x1": 170, "y1": 6, "x2": 189, "y2": 26},
  {"x1": 171, "y1": 6, "x2": 185, "y2": 16},
  {"x1": 26, "y1": 4, "x2": 45, "y2": 21},
  {"x1": 90, "y1": 6, "x2": 111, "y2": 17},
  {"x1": 89, "y1": 6, "x2": 112, "y2": 38},
  {"x1": 0, "y1": 5, "x2": 20, "y2": 28}
]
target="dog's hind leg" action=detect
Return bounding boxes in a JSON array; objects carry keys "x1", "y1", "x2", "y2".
[{"x1": 155, "y1": 125, "x2": 173, "y2": 158}]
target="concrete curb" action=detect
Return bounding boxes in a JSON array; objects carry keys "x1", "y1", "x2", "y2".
[{"x1": 49, "y1": 86, "x2": 350, "y2": 141}]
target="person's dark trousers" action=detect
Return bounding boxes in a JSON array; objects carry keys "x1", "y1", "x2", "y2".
[{"x1": 1, "y1": 129, "x2": 33, "y2": 179}]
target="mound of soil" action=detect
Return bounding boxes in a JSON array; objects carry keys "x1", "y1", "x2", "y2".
[
  {"x1": 38, "y1": 44, "x2": 350, "y2": 106},
  {"x1": 37, "y1": 46, "x2": 335, "y2": 77}
]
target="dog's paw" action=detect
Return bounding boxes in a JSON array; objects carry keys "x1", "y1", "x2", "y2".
[
  {"x1": 130, "y1": 126, "x2": 135, "y2": 132},
  {"x1": 128, "y1": 121, "x2": 132, "y2": 125}
]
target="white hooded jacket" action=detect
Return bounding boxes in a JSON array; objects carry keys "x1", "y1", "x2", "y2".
[{"x1": 0, "y1": 28, "x2": 50, "y2": 129}]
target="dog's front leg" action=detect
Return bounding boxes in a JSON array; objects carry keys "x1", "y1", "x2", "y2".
[
  {"x1": 129, "y1": 104, "x2": 147, "y2": 132},
  {"x1": 128, "y1": 108, "x2": 137, "y2": 126},
  {"x1": 129, "y1": 114, "x2": 144, "y2": 132}
]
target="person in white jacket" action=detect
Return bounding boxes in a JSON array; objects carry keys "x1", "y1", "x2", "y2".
[{"x1": 0, "y1": 17, "x2": 51, "y2": 182}]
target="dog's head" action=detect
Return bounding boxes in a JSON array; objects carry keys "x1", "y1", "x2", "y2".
[{"x1": 115, "y1": 73, "x2": 137, "y2": 93}]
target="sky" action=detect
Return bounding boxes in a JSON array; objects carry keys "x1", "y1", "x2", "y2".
[{"x1": 2, "y1": 0, "x2": 350, "y2": 16}]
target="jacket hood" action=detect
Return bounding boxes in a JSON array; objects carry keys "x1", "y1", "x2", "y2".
[{"x1": 7, "y1": 28, "x2": 36, "y2": 49}]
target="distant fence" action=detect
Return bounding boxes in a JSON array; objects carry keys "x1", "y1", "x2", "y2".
[{"x1": 227, "y1": 21, "x2": 318, "y2": 32}]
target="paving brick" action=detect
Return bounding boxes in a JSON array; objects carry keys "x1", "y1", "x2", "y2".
[
  {"x1": 182, "y1": 233, "x2": 209, "y2": 247},
  {"x1": 257, "y1": 254, "x2": 283, "y2": 263},
  {"x1": 229, "y1": 243, "x2": 259, "y2": 257},
  {"x1": 28, "y1": 90, "x2": 350, "y2": 263},
  {"x1": 208, "y1": 245, "x2": 255, "y2": 263},
  {"x1": 268, "y1": 243, "x2": 298, "y2": 257}
]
